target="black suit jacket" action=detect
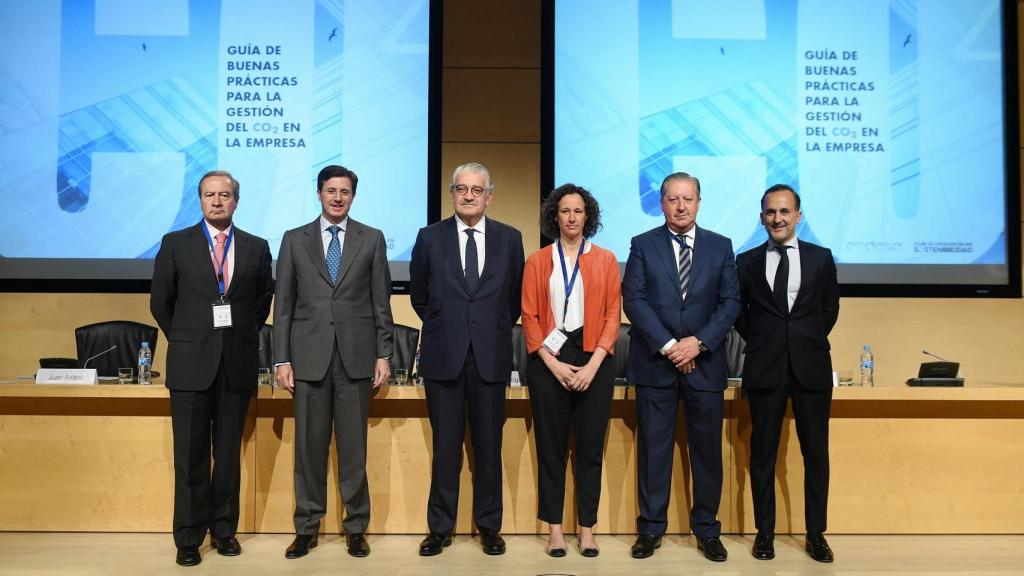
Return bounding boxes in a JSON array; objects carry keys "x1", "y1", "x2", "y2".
[
  {"x1": 409, "y1": 216, "x2": 524, "y2": 383},
  {"x1": 150, "y1": 222, "x2": 274, "y2": 392},
  {"x1": 735, "y1": 240, "x2": 839, "y2": 391}
]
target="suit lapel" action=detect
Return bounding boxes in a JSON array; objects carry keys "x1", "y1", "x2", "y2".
[
  {"x1": 188, "y1": 223, "x2": 220, "y2": 298},
  {"x1": 474, "y1": 218, "x2": 501, "y2": 294},
  {"x1": 689, "y1": 226, "x2": 711, "y2": 302},
  {"x1": 335, "y1": 219, "x2": 364, "y2": 288},
  {"x1": 442, "y1": 217, "x2": 470, "y2": 294},
  {"x1": 653, "y1": 226, "x2": 683, "y2": 304},
  {"x1": 301, "y1": 219, "x2": 333, "y2": 286},
  {"x1": 226, "y1": 228, "x2": 249, "y2": 297},
  {"x1": 750, "y1": 242, "x2": 774, "y2": 302},
  {"x1": 791, "y1": 242, "x2": 813, "y2": 312}
]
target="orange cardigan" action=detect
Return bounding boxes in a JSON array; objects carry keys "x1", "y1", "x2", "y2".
[{"x1": 521, "y1": 243, "x2": 621, "y2": 355}]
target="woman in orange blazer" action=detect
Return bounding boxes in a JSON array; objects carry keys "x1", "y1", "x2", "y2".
[{"x1": 521, "y1": 183, "x2": 621, "y2": 558}]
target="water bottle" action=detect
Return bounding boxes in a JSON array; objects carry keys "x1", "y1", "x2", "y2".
[
  {"x1": 138, "y1": 342, "x2": 153, "y2": 385},
  {"x1": 859, "y1": 344, "x2": 874, "y2": 387}
]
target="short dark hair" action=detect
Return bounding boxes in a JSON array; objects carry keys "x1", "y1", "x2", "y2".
[
  {"x1": 660, "y1": 172, "x2": 701, "y2": 198},
  {"x1": 317, "y1": 165, "x2": 358, "y2": 194},
  {"x1": 539, "y1": 183, "x2": 602, "y2": 240},
  {"x1": 197, "y1": 170, "x2": 240, "y2": 200},
  {"x1": 761, "y1": 184, "x2": 801, "y2": 210}
]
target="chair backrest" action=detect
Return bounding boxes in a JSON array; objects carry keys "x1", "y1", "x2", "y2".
[
  {"x1": 614, "y1": 323, "x2": 631, "y2": 384},
  {"x1": 725, "y1": 328, "x2": 746, "y2": 379},
  {"x1": 511, "y1": 324, "x2": 529, "y2": 386},
  {"x1": 392, "y1": 324, "x2": 420, "y2": 375},
  {"x1": 75, "y1": 321, "x2": 159, "y2": 377},
  {"x1": 258, "y1": 324, "x2": 274, "y2": 369}
]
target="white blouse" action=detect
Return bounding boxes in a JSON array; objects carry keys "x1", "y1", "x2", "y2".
[{"x1": 549, "y1": 241, "x2": 592, "y2": 332}]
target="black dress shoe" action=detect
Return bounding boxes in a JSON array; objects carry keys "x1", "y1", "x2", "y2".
[
  {"x1": 752, "y1": 531, "x2": 775, "y2": 560},
  {"x1": 577, "y1": 536, "x2": 599, "y2": 558},
  {"x1": 806, "y1": 533, "x2": 834, "y2": 563},
  {"x1": 479, "y1": 528, "x2": 506, "y2": 555},
  {"x1": 418, "y1": 532, "x2": 453, "y2": 556},
  {"x1": 175, "y1": 545, "x2": 201, "y2": 567},
  {"x1": 285, "y1": 534, "x2": 318, "y2": 559},
  {"x1": 631, "y1": 534, "x2": 662, "y2": 558},
  {"x1": 210, "y1": 535, "x2": 241, "y2": 556},
  {"x1": 346, "y1": 533, "x2": 370, "y2": 557},
  {"x1": 697, "y1": 536, "x2": 728, "y2": 562}
]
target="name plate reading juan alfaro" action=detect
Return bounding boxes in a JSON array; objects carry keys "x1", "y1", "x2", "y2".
[{"x1": 36, "y1": 369, "x2": 98, "y2": 385}]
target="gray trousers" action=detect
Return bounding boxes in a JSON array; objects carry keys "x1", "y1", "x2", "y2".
[{"x1": 293, "y1": 348, "x2": 372, "y2": 535}]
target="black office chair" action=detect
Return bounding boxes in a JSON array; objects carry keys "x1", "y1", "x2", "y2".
[
  {"x1": 392, "y1": 324, "x2": 420, "y2": 376},
  {"x1": 614, "y1": 323, "x2": 631, "y2": 385},
  {"x1": 512, "y1": 324, "x2": 529, "y2": 386},
  {"x1": 75, "y1": 320, "x2": 159, "y2": 378},
  {"x1": 258, "y1": 324, "x2": 274, "y2": 370},
  {"x1": 725, "y1": 328, "x2": 746, "y2": 379}
]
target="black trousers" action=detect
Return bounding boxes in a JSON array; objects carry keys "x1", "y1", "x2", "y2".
[
  {"x1": 526, "y1": 329, "x2": 615, "y2": 527},
  {"x1": 746, "y1": 362, "x2": 832, "y2": 535},
  {"x1": 169, "y1": 364, "x2": 252, "y2": 548},
  {"x1": 424, "y1": 349, "x2": 507, "y2": 534}
]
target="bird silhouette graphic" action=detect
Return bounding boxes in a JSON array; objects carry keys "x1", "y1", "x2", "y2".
[
  {"x1": 328, "y1": 27, "x2": 338, "y2": 42},
  {"x1": 903, "y1": 34, "x2": 912, "y2": 48},
  {"x1": 719, "y1": 46, "x2": 725, "y2": 55},
  {"x1": 142, "y1": 42, "x2": 147, "y2": 52}
]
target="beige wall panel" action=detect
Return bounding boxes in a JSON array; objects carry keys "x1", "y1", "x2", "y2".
[
  {"x1": 440, "y1": 142, "x2": 541, "y2": 252},
  {"x1": 443, "y1": 0, "x2": 540, "y2": 69},
  {"x1": 442, "y1": 68, "x2": 540, "y2": 143},
  {"x1": 0, "y1": 407, "x2": 257, "y2": 532}
]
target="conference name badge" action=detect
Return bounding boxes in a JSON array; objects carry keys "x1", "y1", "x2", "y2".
[
  {"x1": 542, "y1": 328, "x2": 568, "y2": 355},
  {"x1": 212, "y1": 299, "x2": 233, "y2": 329}
]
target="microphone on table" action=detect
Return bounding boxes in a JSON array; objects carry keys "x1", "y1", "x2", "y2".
[
  {"x1": 83, "y1": 345, "x2": 118, "y2": 369},
  {"x1": 922, "y1": 349, "x2": 951, "y2": 362}
]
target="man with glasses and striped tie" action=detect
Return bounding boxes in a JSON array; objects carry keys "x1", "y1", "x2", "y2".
[{"x1": 622, "y1": 172, "x2": 740, "y2": 563}]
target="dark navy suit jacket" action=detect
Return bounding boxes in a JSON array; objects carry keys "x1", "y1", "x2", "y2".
[
  {"x1": 622, "y1": 224, "x2": 740, "y2": 390},
  {"x1": 409, "y1": 216, "x2": 524, "y2": 383}
]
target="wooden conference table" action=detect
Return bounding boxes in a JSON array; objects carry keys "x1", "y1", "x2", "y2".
[{"x1": 1, "y1": 381, "x2": 1022, "y2": 534}]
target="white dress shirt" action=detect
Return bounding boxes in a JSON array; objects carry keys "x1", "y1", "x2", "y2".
[
  {"x1": 765, "y1": 236, "x2": 801, "y2": 311},
  {"x1": 320, "y1": 215, "x2": 349, "y2": 257},
  {"x1": 456, "y1": 215, "x2": 486, "y2": 275},
  {"x1": 549, "y1": 240, "x2": 590, "y2": 332},
  {"x1": 203, "y1": 219, "x2": 235, "y2": 292}
]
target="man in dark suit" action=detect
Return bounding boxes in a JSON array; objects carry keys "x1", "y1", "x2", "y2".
[
  {"x1": 735, "y1": 184, "x2": 839, "y2": 563},
  {"x1": 410, "y1": 162, "x2": 524, "y2": 556},
  {"x1": 622, "y1": 172, "x2": 740, "y2": 562},
  {"x1": 273, "y1": 165, "x2": 394, "y2": 559},
  {"x1": 150, "y1": 170, "x2": 273, "y2": 567}
]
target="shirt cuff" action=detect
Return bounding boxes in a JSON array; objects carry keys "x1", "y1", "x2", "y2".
[
  {"x1": 660, "y1": 339, "x2": 677, "y2": 355},
  {"x1": 273, "y1": 362, "x2": 290, "y2": 368}
]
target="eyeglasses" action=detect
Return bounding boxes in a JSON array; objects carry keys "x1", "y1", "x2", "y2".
[{"x1": 451, "y1": 184, "x2": 489, "y2": 197}]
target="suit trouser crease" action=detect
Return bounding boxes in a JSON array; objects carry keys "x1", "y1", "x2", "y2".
[
  {"x1": 746, "y1": 365, "x2": 832, "y2": 534},
  {"x1": 526, "y1": 332, "x2": 615, "y2": 527},
  {"x1": 424, "y1": 349, "x2": 506, "y2": 534},
  {"x1": 293, "y1": 347, "x2": 372, "y2": 535},
  {"x1": 170, "y1": 365, "x2": 251, "y2": 548},
  {"x1": 636, "y1": 378, "x2": 723, "y2": 538}
]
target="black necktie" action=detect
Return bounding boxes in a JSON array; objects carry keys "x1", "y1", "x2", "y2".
[
  {"x1": 773, "y1": 245, "x2": 790, "y2": 313},
  {"x1": 464, "y1": 229, "x2": 479, "y2": 291}
]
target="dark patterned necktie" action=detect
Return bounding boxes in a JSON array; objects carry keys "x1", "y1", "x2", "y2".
[
  {"x1": 676, "y1": 234, "x2": 690, "y2": 298},
  {"x1": 464, "y1": 229, "x2": 479, "y2": 290},
  {"x1": 326, "y1": 225, "x2": 341, "y2": 284}
]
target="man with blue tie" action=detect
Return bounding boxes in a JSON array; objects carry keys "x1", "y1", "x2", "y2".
[
  {"x1": 273, "y1": 165, "x2": 394, "y2": 559},
  {"x1": 410, "y1": 162, "x2": 525, "y2": 556},
  {"x1": 623, "y1": 172, "x2": 740, "y2": 562}
]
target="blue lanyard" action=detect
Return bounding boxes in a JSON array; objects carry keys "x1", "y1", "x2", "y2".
[
  {"x1": 201, "y1": 221, "x2": 234, "y2": 296},
  {"x1": 557, "y1": 240, "x2": 586, "y2": 323}
]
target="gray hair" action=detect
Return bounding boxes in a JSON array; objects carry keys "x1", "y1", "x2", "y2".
[
  {"x1": 659, "y1": 172, "x2": 701, "y2": 199},
  {"x1": 450, "y1": 162, "x2": 493, "y2": 192},
  {"x1": 198, "y1": 170, "x2": 240, "y2": 200}
]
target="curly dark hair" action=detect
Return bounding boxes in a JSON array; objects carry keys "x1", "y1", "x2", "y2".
[{"x1": 539, "y1": 183, "x2": 602, "y2": 240}]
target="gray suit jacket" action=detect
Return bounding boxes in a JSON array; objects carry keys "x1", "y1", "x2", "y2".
[{"x1": 273, "y1": 217, "x2": 394, "y2": 381}]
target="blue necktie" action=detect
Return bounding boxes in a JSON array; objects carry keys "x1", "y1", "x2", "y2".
[
  {"x1": 675, "y1": 234, "x2": 691, "y2": 298},
  {"x1": 464, "y1": 229, "x2": 479, "y2": 291},
  {"x1": 326, "y1": 225, "x2": 341, "y2": 284}
]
